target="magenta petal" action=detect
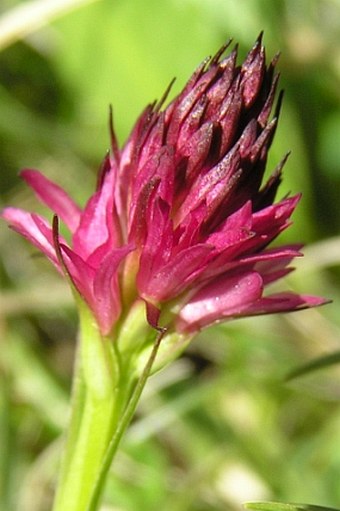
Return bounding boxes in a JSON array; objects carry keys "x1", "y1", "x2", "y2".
[
  {"x1": 243, "y1": 245, "x2": 303, "y2": 266},
  {"x1": 92, "y1": 247, "x2": 132, "y2": 335},
  {"x1": 218, "y1": 87, "x2": 242, "y2": 155},
  {"x1": 178, "y1": 122, "x2": 214, "y2": 182},
  {"x1": 177, "y1": 96, "x2": 207, "y2": 148},
  {"x1": 21, "y1": 169, "x2": 81, "y2": 233},
  {"x1": 177, "y1": 271, "x2": 263, "y2": 332},
  {"x1": 205, "y1": 49, "x2": 238, "y2": 120},
  {"x1": 139, "y1": 244, "x2": 214, "y2": 301},
  {"x1": 241, "y1": 36, "x2": 265, "y2": 108},
  {"x1": 242, "y1": 292, "x2": 328, "y2": 316},
  {"x1": 253, "y1": 245, "x2": 303, "y2": 279},
  {"x1": 59, "y1": 244, "x2": 96, "y2": 304},
  {"x1": 252, "y1": 195, "x2": 300, "y2": 233},
  {"x1": 166, "y1": 66, "x2": 217, "y2": 144},
  {"x1": 137, "y1": 197, "x2": 174, "y2": 281},
  {"x1": 206, "y1": 201, "x2": 253, "y2": 248},
  {"x1": 61, "y1": 244, "x2": 131, "y2": 335},
  {"x1": 130, "y1": 146, "x2": 175, "y2": 228},
  {"x1": 176, "y1": 145, "x2": 241, "y2": 223},
  {"x1": 175, "y1": 202, "x2": 207, "y2": 248},
  {"x1": 261, "y1": 268, "x2": 293, "y2": 285},
  {"x1": 227, "y1": 196, "x2": 302, "y2": 255},
  {"x1": 198, "y1": 245, "x2": 302, "y2": 285},
  {"x1": 73, "y1": 166, "x2": 120, "y2": 262},
  {"x1": 206, "y1": 228, "x2": 254, "y2": 251},
  {"x1": 2, "y1": 207, "x2": 61, "y2": 269},
  {"x1": 138, "y1": 113, "x2": 166, "y2": 169},
  {"x1": 223, "y1": 246, "x2": 303, "y2": 276}
]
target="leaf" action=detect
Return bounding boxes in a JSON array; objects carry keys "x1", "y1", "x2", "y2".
[
  {"x1": 285, "y1": 351, "x2": 340, "y2": 381},
  {"x1": 245, "y1": 502, "x2": 340, "y2": 511},
  {"x1": 0, "y1": 0, "x2": 101, "y2": 51}
]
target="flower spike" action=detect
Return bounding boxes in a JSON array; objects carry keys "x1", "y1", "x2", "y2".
[{"x1": 2, "y1": 36, "x2": 327, "y2": 336}]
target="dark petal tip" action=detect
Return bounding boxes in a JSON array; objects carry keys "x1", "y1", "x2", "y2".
[
  {"x1": 155, "y1": 77, "x2": 177, "y2": 112},
  {"x1": 109, "y1": 105, "x2": 120, "y2": 164},
  {"x1": 256, "y1": 31, "x2": 264, "y2": 44},
  {"x1": 210, "y1": 39, "x2": 233, "y2": 65}
]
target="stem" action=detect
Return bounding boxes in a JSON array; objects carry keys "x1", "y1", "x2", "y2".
[
  {"x1": 52, "y1": 390, "x2": 116, "y2": 511},
  {"x1": 52, "y1": 293, "x2": 165, "y2": 511},
  {"x1": 51, "y1": 340, "x2": 85, "y2": 504},
  {"x1": 52, "y1": 302, "x2": 119, "y2": 511},
  {"x1": 87, "y1": 328, "x2": 166, "y2": 511}
]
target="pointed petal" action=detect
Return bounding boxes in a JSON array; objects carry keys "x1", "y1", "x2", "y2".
[
  {"x1": 253, "y1": 154, "x2": 288, "y2": 210},
  {"x1": 205, "y1": 48, "x2": 238, "y2": 119},
  {"x1": 258, "y1": 72, "x2": 280, "y2": 127},
  {"x1": 60, "y1": 244, "x2": 132, "y2": 335},
  {"x1": 166, "y1": 63, "x2": 220, "y2": 144},
  {"x1": 139, "y1": 244, "x2": 214, "y2": 302},
  {"x1": 129, "y1": 146, "x2": 175, "y2": 247},
  {"x1": 21, "y1": 169, "x2": 81, "y2": 232},
  {"x1": 130, "y1": 146, "x2": 174, "y2": 220},
  {"x1": 178, "y1": 122, "x2": 214, "y2": 184},
  {"x1": 251, "y1": 195, "x2": 300, "y2": 243},
  {"x1": 241, "y1": 292, "x2": 328, "y2": 316},
  {"x1": 73, "y1": 166, "x2": 120, "y2": 262},
  {"x1": 206, "y1": 201, "x2": 253, "y2": 248},
  {"x1": 176, "y1": 145, "x2": 241, "y2": 224},
  {"x1": 138, "y1": 196, "x2": 173, "y2": 275},
  {"x1": 240, "y1": 36, "x2": 265, "y2": 107},
  {"x1": 138, "y1": 113, "x2": 166, "y2": 169},
  {"x1": 218, "y1": 85, "x2": 243, "y2": 155},
  {"x1": 2, "y1": 207, "x2": 61, "y2": 269},
  {"x1": 92, "y1": 246, "x2": 133, "y2": 335},
  {"x1": 253, "y1": 245, "x2": 303, "y2": 275},
  {"x1": 213, "y1": 196, "x2": 301, "y2": 259},
  {"x1": 175, "y1": 202, "x2": 207, "y2": 248},
  {"x1": 176, "y1": 96, "x2": 208, "y2": 146},
  {"x1": 178, "y1": 271, "x2": 263, "y2": 332},
  {"x1": 59, "y1": 244, "x2": 96, "y2": 305}
]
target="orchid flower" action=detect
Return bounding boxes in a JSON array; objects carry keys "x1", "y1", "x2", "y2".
[{"x1": 2, "y1": 35, "x2": 326, "y2": 511}]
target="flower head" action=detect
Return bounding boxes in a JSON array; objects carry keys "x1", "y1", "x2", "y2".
[{"x1": 2, "y1": 35, "x2": 326, "y2": 336}]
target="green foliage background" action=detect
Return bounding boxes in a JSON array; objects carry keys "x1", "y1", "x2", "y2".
[{"x1": 0, "y1": 0, "x2": 340, "y2": 510}]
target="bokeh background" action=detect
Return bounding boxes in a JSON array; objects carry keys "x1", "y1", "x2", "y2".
[{"x1": 1, "y1": 0, "x2": 340, "y2": 510}]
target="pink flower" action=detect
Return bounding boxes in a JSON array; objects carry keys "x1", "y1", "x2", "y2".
[{"x1": 2, "y1": 36, "x2": 326, "y2": 336}]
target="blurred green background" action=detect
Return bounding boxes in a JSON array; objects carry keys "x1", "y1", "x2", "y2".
[{"x1": 0, "y1": 0, "x2": 340, "y2": 510}]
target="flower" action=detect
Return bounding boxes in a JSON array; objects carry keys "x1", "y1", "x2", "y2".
[{"x1": 2, "y1": 35, "x2": 326, "y2": 337}]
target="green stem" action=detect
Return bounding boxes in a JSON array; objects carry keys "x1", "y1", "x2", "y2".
[
  {"x1": 55, "y1": 340, "x2": 86, "y2": 482},
  {"x1": 52, "y1": 303, "x2": 119, "y2": 511},
  {"x1": 52, "y1": 390, "x2": 116, "y2": 511},
  {"x1": 87, "y1": 328, "x2": 166, "y2": 511},
  {"x1": 52, "y1": 294, "x2": 165, "y2": 511}
]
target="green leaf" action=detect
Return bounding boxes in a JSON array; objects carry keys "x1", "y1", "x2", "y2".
[
  {"x1": 286, "y1": 352, "x2": 340, "y2": 381},
  {"x1": 0, "y1": 0, "x2": 101, "y2": 51},
  {"x1": 245, "y1": 502, "x2": 340, "y2": 511}
]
